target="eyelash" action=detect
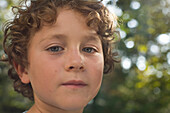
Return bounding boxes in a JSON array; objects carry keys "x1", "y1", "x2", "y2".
[
  {"x1": 46, "y1": 46, "x2": 64, "y2": 52},
  {"x1": 82, "y1": 47, "x2": 98, "y2": 53},
  {"x1": 46, "y1": 46, "x2": 98, "y2": 53}
]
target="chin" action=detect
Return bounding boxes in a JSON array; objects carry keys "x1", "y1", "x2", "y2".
[
  {"x1": 59, "y1": 103, "x2": 85, "y2": 111},
  {"x1": 58, "y1": 99, "x2": 89, "y2": 111}
]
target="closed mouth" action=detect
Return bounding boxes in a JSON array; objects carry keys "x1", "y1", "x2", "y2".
[{"x1": 62, "y1": 80, "x2": 87, "y2": 88}]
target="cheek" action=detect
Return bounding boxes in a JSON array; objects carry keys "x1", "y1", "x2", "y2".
[
  {"x1": 87, "y1": 60, "x2": 103, "y2": 101},
  {"x1": 28, "y1": 55, "x2": 63, "y2": 90},
  {"x1": 87, "y1": 55, "x2": 104, "y2": 92},
  {"x1": 90, "y1": 62, "x2": 103, "y2": 87}
]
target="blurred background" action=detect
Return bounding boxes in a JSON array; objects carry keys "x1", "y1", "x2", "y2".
[{"x1": 0, "y1": 0, "x2": 170, "y2": 113}]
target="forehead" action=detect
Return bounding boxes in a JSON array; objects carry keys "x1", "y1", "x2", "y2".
[
  {"x1": 56, "y1": 8, "x2": 87, "y2": 28},
  {"x1": 52, "y1": 8, "x2": 97, "y2": 36},
  {"x1": 30, "y1": 8, "x2": 101, "y2": 44}
]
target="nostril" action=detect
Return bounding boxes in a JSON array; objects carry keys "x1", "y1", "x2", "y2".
[
  {"x1": 69, "y1": 66, "x2": 74, "y2": 69},
  {"x1": 80, "y1": 66, "x2": 84, "y2": 70},
  {"x1": 68, "y1": 66, "x2": 84, "y2": 70}
]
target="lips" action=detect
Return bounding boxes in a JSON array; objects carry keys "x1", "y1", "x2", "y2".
[{"x1": 62, "y1": 80, "x2": 87, "y2": 88}]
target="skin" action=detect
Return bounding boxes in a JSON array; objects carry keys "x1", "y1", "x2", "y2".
[{"x1": 16, "y1": 8, "x2": 104, "y2": 113}]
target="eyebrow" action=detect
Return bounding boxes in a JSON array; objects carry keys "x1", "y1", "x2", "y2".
[
  {"x1": 83, "y1": 34, "x2": 101, "y2": 43},
  {"x1": 39, "y1": 33, "x2": 101, "y2": 44},
  {"x1": 39, "y1": 34, "x2": 66, "y2": 44}
]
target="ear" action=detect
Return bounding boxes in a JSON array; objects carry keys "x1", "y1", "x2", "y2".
[{"x1": 13, "y1": 61, "x2": 30, "y2": 84}]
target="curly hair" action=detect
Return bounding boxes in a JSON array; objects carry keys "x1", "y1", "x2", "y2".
[{"x1": 1, "y1": 0, "x2": 119, "y2": 101}]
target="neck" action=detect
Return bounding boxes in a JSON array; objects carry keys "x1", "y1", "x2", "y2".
[
  {"x1": 27, "y1": 93, "x2": 85, "y2": 113},
  {"x1": 27, "y1": 103, "x2": 84, "y2": 113}
]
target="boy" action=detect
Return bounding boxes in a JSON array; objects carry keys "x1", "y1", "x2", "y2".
[{"x1": 1, "y1": 0, "x2": 119, "y2": 113}]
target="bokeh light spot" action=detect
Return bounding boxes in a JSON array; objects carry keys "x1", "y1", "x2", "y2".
[
  {"x1": 167, "y1": 52, "x2": 170, "y2": 59},
  {"x1": 150, "y1": 44, "x2": 160, "y2": 55},
  {"x1": 157, "y1": 33, "x2": 170, "y2": 45},
  {"x1": 119, "y1": 29, "x2": 127, "y2": 39},
  {"x1": 168, "y1": 59, "x2": 170, "y2": 65},
  {"x1": 127, "y1": 19, "x2": 138, "y2": 28},
  {"x1": 121, "y1": 57, "x2": 132, "y2": 70},
  {"x1": 156, "y1": 71, "x2": 163, "y2": 78},
  {"x1": 153, "y1": 87, "x2": 161, "y2": 95},
  {"x1": 0, "y1": 0, "x2": 8, "y2": 9},
  {"x1": 125, "y1": 40, "x2": 135, "y2": 48},
  {"x1": 136, "y1": 56, "x2": 146, "y2": 71},
  {"x1": 107, "y1": 5, "x2": 123, "y2": 16},
  {"x1": 144, "y1": 65, "x2": 157, "y2": 76},
  {"x1": 130, "y1": 1, "x2": 141, "y2": 10},
  {"x1": 123, "y1": 13, "x2": 130, "y2": 20}
]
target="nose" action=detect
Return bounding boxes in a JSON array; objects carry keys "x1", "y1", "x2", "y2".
[{"x1": 64, "y1": 50, "x2": 85, "y2": 72}]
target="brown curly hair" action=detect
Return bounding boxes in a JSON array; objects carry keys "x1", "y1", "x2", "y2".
[{"x1": 1, "y1": 0, "x2": 119, "y2": 101}]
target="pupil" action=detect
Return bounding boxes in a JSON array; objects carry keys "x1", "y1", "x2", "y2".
[
  {"x1": 52, "y1": 47, "x2": 58, "y2": 51},
  {"x1": 86, "y1": 48, "x2": 91, "y2": 52}
]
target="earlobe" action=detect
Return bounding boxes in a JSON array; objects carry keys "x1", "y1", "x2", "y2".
[{"x1": 13, "y1": 61, "x2": 30, "y2": 84}]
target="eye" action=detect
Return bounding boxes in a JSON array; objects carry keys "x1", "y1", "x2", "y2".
[
  {"x1": 46, "y1": 46, "x2": 64, "y2": 52},
  {"x1": 82, "y1": 47, "x2": 97, "y2": 53}
]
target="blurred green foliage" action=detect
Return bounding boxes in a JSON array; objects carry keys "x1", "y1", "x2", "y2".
[{"x1": 0, "y1": 0, "x2": 170, "y2": 113}]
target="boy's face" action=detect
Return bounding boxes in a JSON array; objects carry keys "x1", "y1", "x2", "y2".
[{"x1": 22, "y1": 8, "x2": 104, "y2": 112}]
